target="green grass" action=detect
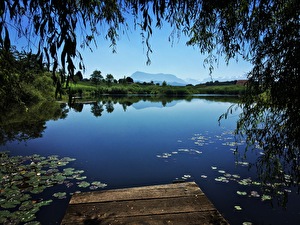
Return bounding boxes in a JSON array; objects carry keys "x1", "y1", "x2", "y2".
[
  {"x1": 68, "y1": 81, "x2": 246, "y2": 98},
  {"x1": 193, "y1": 84, "x2": 246, "y2": 95}
]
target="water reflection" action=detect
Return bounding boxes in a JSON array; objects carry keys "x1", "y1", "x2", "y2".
[
  {"x1": 91, "y1": 102, "x2": 104, "y2": 117},
  {"x1": 0, "y1": 101, "x2": 68, "y2": 145},
  {"x1": 0, "y1": 95, "x2": 299, "y2": 224},
  {"x1": 67, "y1": 95, "x2": 299, "y2": 203},
  {"x1": 68, "y1": 95, "x2": 239, "y2": 116}
]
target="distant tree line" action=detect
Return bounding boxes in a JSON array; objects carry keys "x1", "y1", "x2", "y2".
[
  {"x1": 197, "y1": 80, "x2": 238, "y2": 86},
  {"x1": 88, "y1": 70, "x2": 133, "y2": 85}
]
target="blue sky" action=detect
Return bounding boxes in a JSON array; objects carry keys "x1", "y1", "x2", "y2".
[
  {"x1": 79, "y1": 23, "x2": 253, "y2": 82},
  {"x1": 9, "y1": 16, "x2": 252, "y2": 83},
  {"x1": 80, "y1": 30, "x2": 252, "y2": 82}
]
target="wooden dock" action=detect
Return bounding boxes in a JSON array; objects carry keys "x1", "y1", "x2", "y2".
[{"x1": 61, "y1": 182, "x2": 229, "y2": 224}]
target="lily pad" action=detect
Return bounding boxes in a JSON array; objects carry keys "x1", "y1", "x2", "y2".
[
  {"x1": 53, "y1": 192, "x2": 67, "y2": 199},
  {"x1": 19, "y1": 200, "x2": 35, "y2": 211},
  {"x1": 242, "y1": 222, "x2": 253, "y2": 225},
  {"x1": 237, "y1": 191, "x2": 247, "y2": 196},
  {"x1": 36, "y1": 200, "x2": 53, "y2": 207},
  {"x1": 234, "y1": 205, "x2": 242, "y2": 211},
  {"x1": 0, "y1": 210, "x2": 11, "y2": 222},
  {"x1": 24, "y1": 221, "x2": 41, "y2": 225},
  {"x1": 63, "y1": 168, "x2": 75, "y2": 176},
  {"x1": 250, "y1": 191, "x2": 260, "y2": 198},
  {"x1": 91, "y1": 181, "x2": 107, "y2": 188},
  {"x1": 30, "y1": 186, "x2": 47, "y2": 194},
  {"x1": 78, "y1": 181, "x2": 90, "y2": 188},
  {"x1": 1, "y1": 199, "x2": 20, "y2": 209},
  {"x1": 261, "y1": 194, "x2": 272, "y2": 201},
  {"x1": 53, "y1": 174, "x2": 67, "y2": 182},
  {"x1": 215, "y1": 176, "x2": 229, "y2": 183}
]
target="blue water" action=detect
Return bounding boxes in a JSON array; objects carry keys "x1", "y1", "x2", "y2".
[{"x1": 1, "y1": 97, "x2": 300, "y2": 224}]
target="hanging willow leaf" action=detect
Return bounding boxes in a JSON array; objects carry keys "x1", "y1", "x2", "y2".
[{"x1": 4, "y1": 27, "x2": 10, "y2": 50}]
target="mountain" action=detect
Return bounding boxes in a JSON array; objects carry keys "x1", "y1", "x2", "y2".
[
  {"x1": 130, "y1": 71, "x2": 198, "y2": 86},
  {"x1": 184, "y1": 78, "x2": 201, "y2": 85}
]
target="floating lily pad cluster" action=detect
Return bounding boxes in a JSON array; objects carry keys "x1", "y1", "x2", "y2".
[
  {"x1": 191, "y1": 133, "x2": 212, "y2": 146},
  {"x1": 185, "y1": 129, "x2": 293, "y2": 213},
  {"x1": 156, "y1": 148, "x2": 202, "y2": 160},
  {"x1": 0, "y1": 151, "x2": 106, "y2": 224},
  {"x1": 209, "y1": 166, "x2": 293, "y2": 206}
]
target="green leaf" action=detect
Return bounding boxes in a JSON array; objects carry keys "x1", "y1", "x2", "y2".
[
  {"x1": 24, "y1": 221, "x2": 41, "y2": 225},
  {"x1": 53, "y1": 192, "x2": 67, "y2": 199},
  {"x1": 237, "y1": 191, "x2": 247, "y2": 196},
  {"x1": 234, "y1": 205, "x2": 242, "y2": 211},
  {"x1": 78, "y1": 181, "x2": 90, "y2": 188},
  {"x1": 261, "y1": 194, "x2": 272, "y2": 201}
]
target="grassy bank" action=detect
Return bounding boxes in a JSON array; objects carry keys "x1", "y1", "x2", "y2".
[{"x1": 68, "y1": 81, "x2": 246, "y2": 99}]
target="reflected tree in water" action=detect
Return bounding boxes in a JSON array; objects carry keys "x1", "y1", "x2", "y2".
[
  {"x1": 70, "y1": 103, "x2": 84, "y2": 112},
  {"x1": 105, "y1": 101, "x2": 115, "y2": 113},
  {"x1": 91, "y1": 102, "x2": 104, "y2": 117},
  {"x1": 237, "y1": 97, "x2": 300, "y2": 195},
  {"x1": 0, "y1": 102, "x2": 68, "y2": 145}
]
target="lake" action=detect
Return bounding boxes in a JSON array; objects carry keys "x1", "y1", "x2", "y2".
[{"x1": 1, "y1": 96, "x2": 299, "y2": 224}]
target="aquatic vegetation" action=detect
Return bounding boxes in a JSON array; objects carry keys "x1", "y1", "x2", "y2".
[
  {"x1": 77, "y1": 181, "x2": 90, "y2": 188},
  {"x1": 182, "y1": 174, "x2": 191, "y2": 179},
  {"x1": 0, "y1": 151, "x2": 106, "y2": 224},
  {"x1": 242, "y1": 222, "x2": 253, "y2": 225},
  {"x1": 237, "y1": 191, "x2": 247, "y2": 196},
  {"x1": 215, "y1": 176, "x2": 229, "y2": 183},
  {"x1": 157, "y1": 126, "x2": 296, "y2": 218},
  {"x1": 156, "y1": 148, "x2": 202, "y2": 160},
  {"x1": 261, "y1": 194, "x2": 272, "y2": 201},
  {"x1": 210, "y1": 166, "x2": 296, "y2": 203},
  {"x1": 234, "y1": 205, "x2": 242, "y2": 211},
  {"x1": 191, "y1": 134, "x2": 211, "y2": 146},
  {"x1": 53, "y1": 192, "x2": 67, "y2": 199},
  {"x1": 90, "y1": 181, "x2": 107, "y2": 189},
  {"x1": 250, "y1": 191, "x2": 260, "y2": 198}
]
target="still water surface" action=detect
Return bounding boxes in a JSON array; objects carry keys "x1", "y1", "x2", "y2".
[{"x1": 1, "y1": 96, "x2": 299, "y2": 224}]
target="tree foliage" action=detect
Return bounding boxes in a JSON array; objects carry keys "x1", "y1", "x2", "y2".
[
  {"x1": 0, "y1": 48, "x2": 55, "y2": 107},
  {"x1": 1, "y1": 0, "x2": 299, "y2": 188},
  {"x1": 90, "y1": 70, "x2": 103, "y2": 85},
  {"x1": 105, "y1": 74, "x2": 114, "y2": 84}
]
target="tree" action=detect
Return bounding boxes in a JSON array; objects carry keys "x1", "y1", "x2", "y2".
[
  {"x1": 91, "y1": 102, "x2": 104, "y2": 117},
  {"x1": 119, "y1": 76, "x2": 134, "y2": 84},
  {"x1": 118, "y1": 77, "x2": 126, "y2": 84},
  {"x1": 74, "y1": 71, "x2": 83, "y2": 82},
  {"x1": 106, "y1": 74, "x2": 114, "y2": 85},
  {"x1": 90, "y1": 70, "x2": 103, "y2": 85},
  {"x1": 0, "y1": 48, "x2": 55, "y2": 106},
  {"x1": 1, "y1": 0, "x2": 299, "y2": 189},
  {"x1": 126, "y1": 77, "x2": 134, "y2": 83}
]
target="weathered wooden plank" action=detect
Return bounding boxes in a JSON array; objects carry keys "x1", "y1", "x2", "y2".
[
  {"x1": 70, "y1": 182, "x2": 202, "y2": 204},
  {"x1": 61, "y1": 182, "x2": 229, "y2": 225},
  {"x1": 62, "y1": 195, "x2": 214, "y2": 220},
  {"x1": 61, "y1": 211, "x2": 228, "y2": 225}
]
